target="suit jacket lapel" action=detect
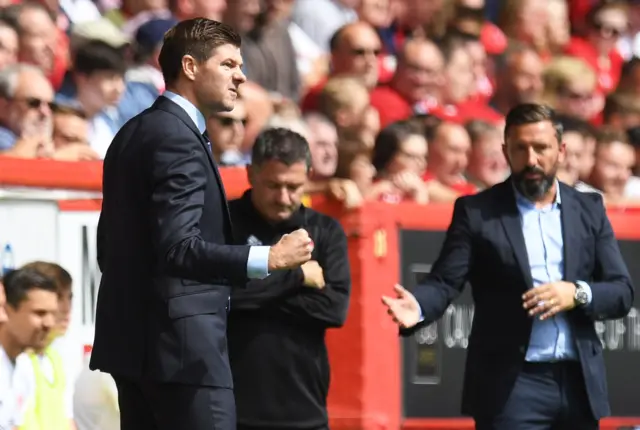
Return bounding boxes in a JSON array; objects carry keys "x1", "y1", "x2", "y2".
[
  {"x1": 153, "y1": 96, "x2": 216, "y2": 169},
  {"x1": 559, "y1": 182, "x2": 578, "y2": 282},
  {"x1": 153, "y1": 96, "x2": 231, "y2": 217},
  {"x1": 498, "y1": 180, "x2": 534, "y2": 288}
]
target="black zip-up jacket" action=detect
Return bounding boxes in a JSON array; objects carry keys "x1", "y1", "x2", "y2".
[{"x1": 227, "y1": 190, "x2": 351, "y2": 429}]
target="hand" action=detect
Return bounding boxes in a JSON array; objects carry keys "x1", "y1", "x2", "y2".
[
  {"x1": 381, "y1": 284, "x2": 422, "y2": 328},
  {"x1": 392, "y1": 171, "x2": 424, "y2": 194},
  {"x1": 328, "y1": 178, "x2": 364, "y2": 209},
  {"x1": 2, "y1": 135, "x2": 43, "y2": 158},
  {"x1": 522, "y1": 281, "x2": 577, "y2": 320},
  {"x1": 301, "y1": 260, "x2": 325, "y2": 289},
  {"x1": 51, "y1": 144, "x2": 101, "y2": 161},
  {"x1": 268, "y1": 228, "x2": 313, "y2": 271}
]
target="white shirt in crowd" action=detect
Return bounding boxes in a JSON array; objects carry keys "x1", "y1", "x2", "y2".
[
  {"x1": 0, "y1": 345, "x2": 30, "y2": 430},
  {"x1": 73, "y1": 364, "x2": 120, "y2": 430},
  {"x1": 624, "y1": 176, "x2": 640, "y2": 199}
]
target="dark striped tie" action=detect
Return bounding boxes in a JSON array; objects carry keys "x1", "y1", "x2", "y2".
[{"x1": 202, "y1": 130, "x2": 212, "y2": 152}]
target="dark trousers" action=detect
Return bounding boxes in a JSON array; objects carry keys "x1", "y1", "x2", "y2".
[
  {"x1": 237, "y1": 425, "x2": 329, "y2": 430},
  {"x1": 474, "y1": 362, "x2": 599, "y2": 430},
  {"x1": 114, "y1": 375, "x2": 235, "y2": 430}
]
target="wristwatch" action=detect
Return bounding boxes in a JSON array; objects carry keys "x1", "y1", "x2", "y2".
[{"x1": 574, "y1": 282, "x2": 589, "y2": 306}]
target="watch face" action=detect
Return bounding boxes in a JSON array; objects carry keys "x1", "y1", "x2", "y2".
[{"x1": 576, "y1": 290, "x2": 588, "y2": 304}]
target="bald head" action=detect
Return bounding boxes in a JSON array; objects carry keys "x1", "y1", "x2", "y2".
[
  {"x1": 330, "y1": 21, "x2": 381, "y2": 88},
  {"x1": 398, "y1": 38, "x2": 442, "y2": 66},
  {"x1": 429, "y1": 122, "x2": 471, "y2": 185},
  {"x1": 392, "y1": 38, "x2": 444, "y2": 104}
]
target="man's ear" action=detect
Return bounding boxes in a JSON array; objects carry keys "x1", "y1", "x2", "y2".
[
  {"x1": 246, "y1": 164, "x2": 254, "y2": 186},
  {"x1": 181, "y1": 55, "x2": 198, "y2": 82}
]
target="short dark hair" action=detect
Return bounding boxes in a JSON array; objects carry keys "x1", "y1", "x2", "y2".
[
  {"x1": 627, "y1": 126, "x2": 640, "y2": 148},
  {"x1": 1, "y1": 1, "x2": 53, "y2": 35},
  {"x1": 20, "y1": 261, "x2": 72, "y2": 295},
  {"x1": 159, "y1": 18, "x2": 241, "y2": 86},
  {"x1": 251, "y1": 128, "x2": 311, "y2": 169},
  {"x1": 3, "y1": 268, "x2": 58, "y2": 309},
  {"x1": 51, "y1": 101, "x2": 87, "y2": 119},
  {"x1": 372, "y1": 119, "x2": 425, "y2": 172},
  {"x1": 504, "y1": 103, "x2": 563, "y2": 143},
  {"x1": 74, "y1": 40, "x2": 126, "y2": 76},
  {"x1": 555, "y1": 114, "x2": 595, "y2": 139}
]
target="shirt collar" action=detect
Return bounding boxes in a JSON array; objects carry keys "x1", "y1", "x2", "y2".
[{"x1": 162, "y1": 90, "x2": 207, "y2": 134}]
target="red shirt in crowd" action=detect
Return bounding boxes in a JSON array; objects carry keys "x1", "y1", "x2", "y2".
[
  {"x1": 369, "y1": 85, "x2": 415, "y2": 128},
  {"x1": 422, "y1": 171, "x2": 478, "y2": 195},
  {"x1": 564, "y1": 37, "x2": 624, "y2": 94}
]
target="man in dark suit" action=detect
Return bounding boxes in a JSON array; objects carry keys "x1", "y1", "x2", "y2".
[
  {"x1": 90, "y1": 19, "x2": 314, "y2": 430},
  {"x1": 382, "y1": 103, "x2": 634, "y2": 430}
]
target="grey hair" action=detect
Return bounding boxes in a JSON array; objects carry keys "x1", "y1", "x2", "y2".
[
  {"x1": 264, "y1": 114, "x2": 310, "y2": 140},
  {"x1": 0, "y1": 63, "x2": 44, "y2": 99},
  {"x1": 303, "y1": 112, "x2": 335, "y2": 129}
]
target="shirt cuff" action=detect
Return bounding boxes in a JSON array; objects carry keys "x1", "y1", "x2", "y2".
[
  {"x1": 418, "y1": 306, "x2": 425, "y2": 323},
  {"x1": 576, "y1": 280, "x2": 593, "y2": 305},
  {"x1": 247, "y1": 246, "x2": 270, "y2": 279}
]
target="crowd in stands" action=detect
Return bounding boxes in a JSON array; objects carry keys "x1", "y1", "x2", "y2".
[
  {"x1": 0, "y1": 0, "x2": 638, "y2": 207},
  {"x1": 1, "y1": 0, "x2": 640, "y2": 428}
]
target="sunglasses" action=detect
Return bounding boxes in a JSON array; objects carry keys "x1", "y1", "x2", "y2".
[
  {"x1": 15, "y1": 97, "x2": 55, "y2": 110},
  {"x1": 593, "y1": 22, "x2": 625, "y2": 38},
  {"x1": 216, "y1": 116, "x2": 247, "y2": 127},
  {"x1": 350, "y1": 47, "x2": 382, "y2": 57}
]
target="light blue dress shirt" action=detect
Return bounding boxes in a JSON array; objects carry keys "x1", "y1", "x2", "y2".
[
  {"x1": 162, "y1": 91, "x2": 270, "y2": 280},
  {"x1": 515, "y1": 185, "x2": 592, "y2": 362}
]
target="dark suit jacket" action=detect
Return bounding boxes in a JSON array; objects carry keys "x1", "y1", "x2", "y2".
[
  {"x1": 90, "y1": 95, "x2": 251, "y2": 389},
  {"x1": 405, "y1": 179, "x2": 634, "y2": 419}
]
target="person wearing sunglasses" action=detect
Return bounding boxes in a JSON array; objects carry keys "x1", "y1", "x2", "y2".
[
  {"x1": 206, "y1": 97, "x2": 249, "y2": 166},
  {"x1": 0, "y1": 64, "x2": 55, "y2": 158},
  {"x1": 565, "y1": 1, "x2": 629, "y2": 95}
]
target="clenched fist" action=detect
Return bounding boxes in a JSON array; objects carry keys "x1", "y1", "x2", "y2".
[
  {"x1": 301, "y1": 260, "x2": 325, "y2": 289},
  {"x1": 268, "y1": 229, "x2": 313, "y2": 271}
]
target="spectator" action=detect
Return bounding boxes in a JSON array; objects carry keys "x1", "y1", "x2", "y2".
[
  {"x1": 490, "y1": 44, "x2": 544, "y2": 115},
  {"x1": 541, "y1": 56, "x2": 599, "y2": 122},
  {"x1": 0, "y1": 17, "x2": 18, "y2": 70},
  {"x1": 602, "y1": 91, "x2": 640, "y2": 130},
  {"x1": 334, "y1": 139, "x2": 376, "y2": 199},
  {"x1": 206, "y1": 97, "x2": 248, "y2": 166},
  {"x1": 464, "y1": 119, "x2": 508, "y2": 190},
  {"x1": 51, "y1": 102, "x2": 100, "y2": 161},
  {"x1": 59, "y1": 40, "x2": 127, "y2": 158},
  {"x1": 304, "y1": 113, "x2": 339, "y2": 181},
  {"x1": 226, "y1": 0, "x2": 300, "y2": 102},
  {"x1": 565, "y1": 0, "x2": 628, "y2": 95},
  {"x1": 588, "y1": 127, "x2": 640, "y2": 203},
  {"x1": 292, "y1": 0, "x2": 358, "y2": 52},
  {"x1": 301, "y1": 21, "x2": 382, "y2": 112},
  {"x1": 8, "y1": 2, "x2": 61, "y2": 82},
  {"x1": 169, "y1": 0, "x2": 226, "y2": 21},
  {"x1": 423, "y1": 120, "x2": 476, "y2": 196},
  {"x1": 371, "y1": 119, "x2": 430, "y2": 204},
  {"x1": 370, "y1": 38, "x2": 444, "y2": 127},
  {"x1": 127, "y1": 17, "x2": 178, "y2": 93},
  {"x1": 555, "y1": 114, "x2": 600, "y2": 193},
  {"x1": 318, "y1": 75, "x2": 371, "y2": 142},
  {"x1": 0, "y1": 63, "x2": 54, "y2": 158}
]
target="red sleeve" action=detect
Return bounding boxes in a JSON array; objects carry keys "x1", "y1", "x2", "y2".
[{"x1": 370, "y1": 86, "x2": 413, "y2": 128}]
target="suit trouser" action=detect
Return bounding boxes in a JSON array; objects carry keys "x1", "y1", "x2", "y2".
[
  {"x1": 237, "y1": 425, "x2": 329, "y2": 430},
  {"x1": 114, "y1": 375, "x2": 235, "y2": 430},
  {"x1": 474, "y1": 361, "x2": 599, "y2": 430}
]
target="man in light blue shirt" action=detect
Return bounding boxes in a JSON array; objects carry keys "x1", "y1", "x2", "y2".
[{"x1": 383, "y1": 104, "x2": 634, "y2": 430}]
